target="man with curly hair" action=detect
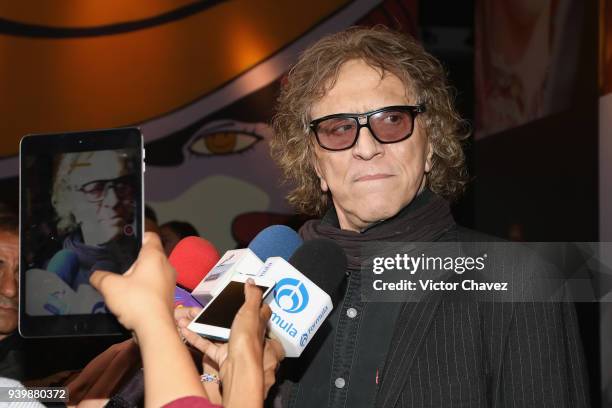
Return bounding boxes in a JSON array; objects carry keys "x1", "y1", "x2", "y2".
[{"x1": 269, "y1": 26, "x2": 589, "y2": 408}]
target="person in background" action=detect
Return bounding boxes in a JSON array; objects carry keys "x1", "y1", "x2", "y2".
[
  {"x1": 0, "y1": 204, "x2": 21, "y2": 380},
  {"x1": 91, "y1": 232, "x2": 272, "y2": 408},
  {"x1": 160, "y1": 220, "x2": 200, "y2": 255}
]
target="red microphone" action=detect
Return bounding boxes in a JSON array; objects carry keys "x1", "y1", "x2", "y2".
[{"x1": 169, "y1": 236, "x2": 220, "y2": 291}]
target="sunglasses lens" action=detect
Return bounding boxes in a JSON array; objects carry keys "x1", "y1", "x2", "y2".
[
  {"x1": 370, "y1": 110, "x2": 414, "y2": 142},
  {"x1": 79, "y1": 177, "x2": 135, "y2": 202},
  {"x1": 315, "y1": 118, "x2": 357, "y2": 150},
  {"x1": 80, "y1": 181, "x2": 106, "y2": 201},
  {"x1": 114, "y1": 180, "x2": 135, "y2": 200}
]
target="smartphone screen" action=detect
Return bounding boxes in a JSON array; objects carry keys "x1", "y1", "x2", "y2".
[{"x1": 195, "y1": 281, "x2": 271, "y2": 329}]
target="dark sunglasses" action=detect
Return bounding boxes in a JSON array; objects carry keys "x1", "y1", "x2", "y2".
[
  {"x1": 76, "y1": 175, "x2": 136, "y2": 203},
  {"x1": 309, "y1": 104, "x2": 426, "y2": 151}
]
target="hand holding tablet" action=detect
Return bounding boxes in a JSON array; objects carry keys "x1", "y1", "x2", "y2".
[{"x1": 90, "y1": 233, "x2": 174, "y2": 333}]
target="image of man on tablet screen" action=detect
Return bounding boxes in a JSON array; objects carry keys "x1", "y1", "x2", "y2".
[
  {"x1": 24, "y1": 148, "x2": 140, "y2": 317},
  {"x1": 49, "y1": 149, "x2": 138, "y2": 289}
]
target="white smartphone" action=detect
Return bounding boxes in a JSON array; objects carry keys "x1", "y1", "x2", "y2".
[{"x1": 188, "y1": 275, "x2": 275, "y2": 341}]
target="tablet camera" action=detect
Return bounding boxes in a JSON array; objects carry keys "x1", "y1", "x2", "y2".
[{"x1": 123, "y1": 224, "x2": 134, "y2": 236}]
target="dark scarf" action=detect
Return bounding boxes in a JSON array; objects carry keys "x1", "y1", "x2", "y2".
[
  {"x1": 299, "y1": 189, "x2": 456, "y2": 271},
  {"x1": 64, "y1": 230, "x2": 117, "y2": 272},
  {"x1": 63, "y1": 230, "x2": 138, "y2": 288}
]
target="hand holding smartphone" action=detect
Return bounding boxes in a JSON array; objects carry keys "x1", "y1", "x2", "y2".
[{"x1": 188, "y1": 274, "x2": 275, "y2": 341}]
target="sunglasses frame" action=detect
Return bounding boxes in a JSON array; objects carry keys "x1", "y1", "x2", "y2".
[
  {"x1": 309, "y1": 104, "x2": 426, "y2": 151},
  {"x1": 75, "y1": 174, "x2": 136, "y2": 203}
]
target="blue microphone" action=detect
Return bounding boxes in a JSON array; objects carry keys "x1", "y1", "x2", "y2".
[
  {"x1": 46, "y1": 249, "x2": 79, "y2": 289},
  {"x1": 248, "y1": 225, "x2": 303, "y2": 261}
]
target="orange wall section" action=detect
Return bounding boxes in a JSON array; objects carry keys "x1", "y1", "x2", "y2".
[{"x1": 0, "y1": 0, "x2": 350, "y2": 156}]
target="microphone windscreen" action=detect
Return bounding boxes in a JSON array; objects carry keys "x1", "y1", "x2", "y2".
[
  {"x1": 248, "y1": 225, "x2": 302, "y2": 262},
  {"x1": 288, "y1": 239, "x2": 347, "y2": 306},
  {"x1": 169, "y1": 236, "x2": 220, "y2": 291},
  {"x1": 46, "y1": 249, "x2": 79, "y2": 287}
]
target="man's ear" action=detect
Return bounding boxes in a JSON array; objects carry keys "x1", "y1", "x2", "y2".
[
  {"x1": 425, "y1": 141, "x2": 433, "y2": 174},
  {"x1": 311, "y1": 155, "x2": 329, "y2": 192}
]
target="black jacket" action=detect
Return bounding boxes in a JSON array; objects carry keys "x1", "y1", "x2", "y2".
[{"x1": 272, "y1": 226, "x2": 590, "y2": 408}]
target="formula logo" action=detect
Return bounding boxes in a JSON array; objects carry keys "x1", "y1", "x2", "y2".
[
  {"x1": 274, "y1": 278, "x2": 309, "y2": 314},
  {"x1": 300, "y1": 333, "x2": 308, "y2": 347}
]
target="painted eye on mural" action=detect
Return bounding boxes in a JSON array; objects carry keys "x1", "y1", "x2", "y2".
[{"x1": 188, "y1": 131, "x2": 262, "y2": 156}]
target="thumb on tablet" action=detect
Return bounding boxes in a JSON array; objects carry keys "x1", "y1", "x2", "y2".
[
  {"x1": 90, "y1": 269, "x2": 120, "y2": 296},
  {"x1": 90, "y1": 269, "x2": 134, "y2": 329}
]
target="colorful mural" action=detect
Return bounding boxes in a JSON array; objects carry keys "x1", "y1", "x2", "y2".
[{"x1": 475, "y1": 0, "x2": 583, "y2": 139}]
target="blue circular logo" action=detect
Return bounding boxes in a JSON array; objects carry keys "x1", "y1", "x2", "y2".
[
  {"x1": 300, "y1": 333, "x2": 309, "y2": 347},
  {"x1": 274, "y1": 278, "x2": 309, "y2": 314}
]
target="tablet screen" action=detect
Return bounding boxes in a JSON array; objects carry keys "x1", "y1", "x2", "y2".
[{"x1": 20, "y1": 130, "x2": 142, "y2": 326}]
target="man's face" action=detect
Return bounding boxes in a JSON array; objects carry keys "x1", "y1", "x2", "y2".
[
  {"x1": 69, "y1": 151, "x2": 134, "y2": 245},
  {"x1": 311, "y1": 59, "x2": 431, "y2": 231},
  {"x1": 0, "y1": 231, "x2": 18, "y2": 338}
]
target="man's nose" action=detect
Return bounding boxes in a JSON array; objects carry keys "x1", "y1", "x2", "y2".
[
  {"x1": 102, "y1": 184, "x2": 120, "y2": 207},
  {"x1": 0, "y1": 267, "x2": 17, "y2": 300},
  {"x1": 352, "y1": 127, "x2": 383, "y2": 160}
]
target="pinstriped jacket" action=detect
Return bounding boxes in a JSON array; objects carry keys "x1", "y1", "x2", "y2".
[{"x1": 273, "y1": 226, "x2": 590, "y2": 408}]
